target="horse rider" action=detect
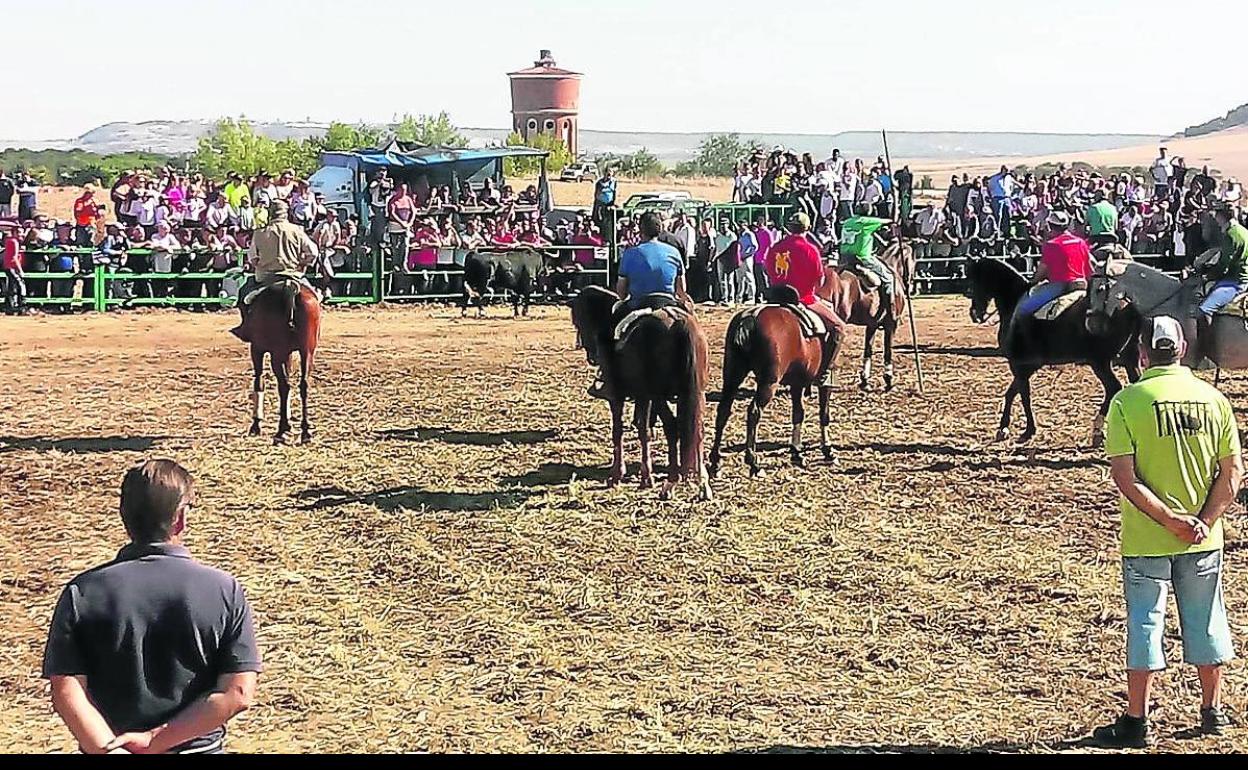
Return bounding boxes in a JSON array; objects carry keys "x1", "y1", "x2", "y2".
[
  {"x1": 1085, "y1": 189, "x2": 1120, "y2": 250},
  {"x1": 763, "y1": 211, "x2": 842, "y2": 385},
  {"x1": 588, "y1": 210, "x2": 689, "y2": 399},
  {"x1": 1194, "y1": 205, "x2": 1248, "y2": 322},
  {"x1": 1014, "y1": 211, "x2": 1092, "y2": 320},
  {"x1": 838, "y1": 213, "x2": 895, "y2": 311},
  {"x1": 231, "y1": 200, "x2": 318, "y2": 342}
]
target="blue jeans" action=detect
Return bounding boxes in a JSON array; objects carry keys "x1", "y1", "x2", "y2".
[
  {"x1": 1123, "y1": 551, "x2": 1233, "y2": 670},
  {"x1": 992, "y1": 197, "x2": 1011, "y2": 238},
  {"x1": 1198, "y1": 280, "x2": 1248, "y2": 317},
  {"x1": 857, "y1": 255, "x2": 894, "y2": 295},
  {"x1": 1015, "y1": 281, "x2": 1066, "y2": 317},
  {"x1": 736, "y1": 257, "x2": 756, "y2": 304},
  {"x1": 717, "y1": 261, "x2": 737, "y2": 304}
]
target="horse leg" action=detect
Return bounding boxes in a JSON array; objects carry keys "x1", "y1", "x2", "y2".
[
  {"x1": 882, "y1": 320, "x2": 896, "y2": 392},
  {"x1": 745, "y1": 382, "x2": 776, "y2": 476},
  {"x1": 248, "y1": 346, "x2": 264, "y2": 436},
  {"x1": 271, "y1": 353, "x2": 292, "y2": 445},
  {"x1": 860, "y1": 324, "x2": 877, "y2": 391},
  {"x1": 655, "y1": 400, "x2": 680, "y2": 500},
  {"x1": 709, "y1": 353, "x2": 748, "y2": 477},
  {"x1": 634, "y1": 399, "x2": 654, "y2": 489},
  {"x1": 608, "y1": 398, "x2": 625, "y2": 487},
  {"x1": 789, "y1": 386, "x2": 806, "y2": 468},
  {"x1": 818, "y1": 384, "x2": 835, "y2": 463},
  {"x1": 1089, "y1": 360, "x2": 1122, "y2": 449},
  {"x1": 299, "y1": 350, "x2": 313, "y2": 444},
  {"x1": 1016, "y1": 367, "x2": 1039, "y2": 444},
  {"x1": 996, "y1": 378, "x2": 1019, "y2": 442}
]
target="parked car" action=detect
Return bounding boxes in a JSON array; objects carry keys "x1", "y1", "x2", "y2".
[
  {"x1": 559, "y1": 162, "x2": 598, "y2": 183},
  {"x1": 620, "y1": 191, "x2": 708, "y2": 216}
]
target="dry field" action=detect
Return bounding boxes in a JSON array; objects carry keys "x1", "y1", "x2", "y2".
[{"x1": 2, "y1": 298, "x2": 1248, "y2": 753}]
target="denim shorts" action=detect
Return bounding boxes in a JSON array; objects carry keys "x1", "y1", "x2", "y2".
[{"x1": 1123, "y1": 550, "x2": 1234, "y2": 670}]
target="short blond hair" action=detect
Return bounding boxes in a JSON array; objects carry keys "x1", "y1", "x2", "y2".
[{"x1": 120, "y1": 459, "x2": 195, "y2": 543}]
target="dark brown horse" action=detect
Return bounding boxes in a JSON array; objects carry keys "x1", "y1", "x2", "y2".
[
  {"x1": 818, "y1": 241, "x2": 916, "y2": 391},
  {"x1": 240, "y1": 287, "x2": 321, "y2": 444},
  {"x1": 570, "y1": 286, "x2": 712, "y2": 500},
  {"x1": 709, "y1": 299, "x2": 846, "y2": 476}
]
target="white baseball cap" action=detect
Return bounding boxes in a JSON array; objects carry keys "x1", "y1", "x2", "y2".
[{"x1": 1149, "y1": 315, "x2": 1184, "y2": 353}]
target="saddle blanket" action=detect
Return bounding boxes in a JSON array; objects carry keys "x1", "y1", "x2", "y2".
[
  {"x1": 746, "y1": 302, "x2": 827, "y2": 338},
  {"x1": 613, "y1": 301, "x2": 690, "y2": 342},
  {"x1": 1034, "y1": 290, "x2": 1084, "y2": 321}
]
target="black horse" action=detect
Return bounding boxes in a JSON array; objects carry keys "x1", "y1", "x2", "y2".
[{"x1": 965, "y1": 256, "x2": 1139, "y2": 445}]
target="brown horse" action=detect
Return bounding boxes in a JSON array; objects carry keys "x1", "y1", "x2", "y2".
[
  {"x1": 818, "y1": 241, "x2": 916, "y2": 391},
  {"x1": 709, "y1": 299, "x2": 846, "y2": 476},
  {"x1": 570, "y1": 286, "x2": 713, "y2": 501},
  {"x1": 240, "y1": 287, "x2": 321, "y2": 444}
]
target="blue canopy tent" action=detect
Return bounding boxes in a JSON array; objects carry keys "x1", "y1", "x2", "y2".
[{"x1": 312, "y1": 140, "x2": 550, "y2": 230}]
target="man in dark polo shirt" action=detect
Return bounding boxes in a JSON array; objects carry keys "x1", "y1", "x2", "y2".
[{"x1": 42, "y1": 459, "x2": 261, "y2": 754}]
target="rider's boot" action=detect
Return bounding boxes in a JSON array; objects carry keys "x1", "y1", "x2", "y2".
[{"x1": 283, "y1": 284, "x2": 298, "y2": 330}]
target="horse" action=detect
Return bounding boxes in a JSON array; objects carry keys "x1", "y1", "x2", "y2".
[
  {"x1": 817, "y1": 240, "x2": 916, "y2": 391},
  {"x1": 964, "y1": 256, "x2": 1139, "y2": 445},
  {"x1": 462, "y1": 248, "x2": 544, "y2": 318},
  {"x1": 708, "y1": 290, "x2": 846, "y2": 476},
  {"x1": 1087, "y1": 252, "x2": 1248, "y2": 370},
  {"x1": 239, "y1": 285, "x2": 321, "y2": 444},
  {"x1": 570, "y1": 286, "x2": 713, "y2": 501}
]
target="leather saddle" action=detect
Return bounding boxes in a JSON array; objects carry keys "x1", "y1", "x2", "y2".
[
  {"x1": 242, "y1": 277, "x2": 318, "y2": 307},
  {"x1": 759, "y1": 286, "x2": 827, "y2": 337},
  {"x1": 611, "y1": 293, "x2": 689, "y2": 342}
]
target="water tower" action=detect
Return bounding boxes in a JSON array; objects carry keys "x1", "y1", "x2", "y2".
[{"x1": 508, "y1": 50, "x2": 582, "y2": 157}]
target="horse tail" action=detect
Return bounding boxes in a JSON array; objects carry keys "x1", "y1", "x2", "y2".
[
  {"x1": 729, "y1": 310, "x2": 757, "y2": 353},
  {"x1": 672, "y1": 317, "x2": 707, "y2": 478}
]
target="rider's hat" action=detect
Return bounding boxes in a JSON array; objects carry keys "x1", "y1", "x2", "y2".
[{"x1": 1046, "y1": 211, "x2": 1070, "y2": 229}]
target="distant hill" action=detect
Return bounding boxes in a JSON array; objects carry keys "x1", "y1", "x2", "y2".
[
  {"x1": 0, "y1": 120, "x2": 1161, "y2": 163},
  {"x1": 1183, "y1": 103, "x2": 1248, "y2": 138}
]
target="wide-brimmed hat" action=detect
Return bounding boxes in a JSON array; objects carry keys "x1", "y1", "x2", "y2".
[{"x1": 1046, "y1": 211, "x2": 1070, "y2": 228}]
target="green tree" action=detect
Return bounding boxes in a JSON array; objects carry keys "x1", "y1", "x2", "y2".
[
  {"x1": 608, "y1": 148, "x2": 663, "y2": 179},
  {"x1": 502, "y1": 132, "x2": 572, "y2": 176},
  {"x1": 689, "y1": 133, "x2": 759, "y2": 177},
  {"x1": 190, "y1": 118, "x2": 319, "y2": 178},
  {"x1": 319, "y1": 122, "x2": 388, "y2": 151},
  {"x1": 394, "y1": 112, "x2": 468, "y2": 147}
]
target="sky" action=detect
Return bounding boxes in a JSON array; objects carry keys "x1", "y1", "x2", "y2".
[{"x1": 8, "y1": 0, "x2": 1246, "y2": 139}]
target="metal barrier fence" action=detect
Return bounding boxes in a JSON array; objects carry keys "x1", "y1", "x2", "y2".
[{"x1": 6, "y1": 244, "x2": 613, "y2": 312}]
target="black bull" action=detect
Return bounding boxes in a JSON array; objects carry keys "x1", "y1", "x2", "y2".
[{"x1": 461, "y1": 249, "x2": 545, "y2": 317}]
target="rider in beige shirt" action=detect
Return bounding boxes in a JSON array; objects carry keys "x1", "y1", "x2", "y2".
[{"x1": 231, "y1": 201, "x2": 317, "y2": 340}]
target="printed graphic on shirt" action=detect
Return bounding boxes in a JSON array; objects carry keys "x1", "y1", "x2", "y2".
[
  {"x1": 772, "y1": 250, "x2": 791, "y2": 277},
  {"x1": 1152, "y1": 400, "x2": 1213, "y2": 437}
]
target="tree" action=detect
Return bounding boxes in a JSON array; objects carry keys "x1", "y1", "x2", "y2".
[
  {"x1": 608, "y1": 148, "x2": 663, "y2": 179},
  {"x1": 502, "y1": 132, "x2": 572, "y2": 176},
  {"x1": 689, "y1": 133, "x2": 759, "y2": 177},
  {"x1": 190, "y1": 118, "x2": 319, "y2": 178},
  {"x1": 319, "y1": 122, "x2": 387, "y2": 152},
  {"x1": 394, "y1": 112, "x2": 468, "y2": 147}
]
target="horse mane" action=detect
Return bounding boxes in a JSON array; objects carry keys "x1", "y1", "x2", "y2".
[{"x1": 571, "y1": 285, "x2": 619, "y2": 353}]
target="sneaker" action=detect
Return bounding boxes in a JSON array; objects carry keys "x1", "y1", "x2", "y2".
[
  {"x1": 1201, "y1": 707, "x2": 1232, "y2": 736},
  {"x1": 1091, "y1": 714, "x2": 1152, "y2": 748}
]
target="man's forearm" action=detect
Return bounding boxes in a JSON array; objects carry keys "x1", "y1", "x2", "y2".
[
  {"x1": 52, "y1": 686, "x2": 116, "y2": 754},
  {"x1": 148, "y1": 689, "x2": 249, "y2": 754},
  {"x1": 1199, "y1": 465, "x2": 1241, "y2": 528},
  {"x1": 1119, "y1": 478, "x2": 1181, "y2": 528}
]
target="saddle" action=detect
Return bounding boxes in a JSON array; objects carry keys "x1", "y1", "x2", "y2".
[
  {"x1": 758, "y1": 286, "x2": 827, "y2": 337},
  {"x1": 1033, "y1": 289, "x2": 1085, "y2": 321},
  {"x1": 612, "y1": 294, "x2": 689, "y2": 342},
  {"x1": 242, "y1": 277, "x2": 320, "y2": 307}
]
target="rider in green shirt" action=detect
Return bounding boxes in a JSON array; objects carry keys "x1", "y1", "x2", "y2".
[
  {"x1": 838, "y1": 215, "x2": 894, "y2": 304},
  {"x1": 1196, "y1": 207, "x2": 1248, "y2": 320}
]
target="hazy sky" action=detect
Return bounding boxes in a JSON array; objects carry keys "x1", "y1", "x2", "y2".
[{"x1": 10, "y1": 0, "x2": 1245, "y2": 139}]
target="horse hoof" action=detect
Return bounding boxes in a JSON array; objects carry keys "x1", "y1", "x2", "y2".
[
  {"x1": 822, "y1": 448, "x2": 837, "y2": 465},
  {"x1": 994, "y1": 429, "x2": 1009, "y2": 442},
  {"x1": 300, "y1": 432, "x2": 313, "y2": 445},
  {"x1": 639, "y1": 477, "x2": 654, "y2": 490},
  {"x1": 273, "y1": 435, "x2": 288, "y2": 446},
  {"x1": 1016, "y1": 431, "x2": 1035, "y2": 445},
  {"x1": 858, "y1": 380, "x2": 870, "y2": 392},
  {"x1": 248, "y1": 424, "x2": 261, "y2": 437},
  {"x1": 791, "y1": 452, "x2": 805, "y2": 468},
  {"x1": 697, "y1": 484, "x2": 714, "y2": 502},
  {"x1": 607, "y1": 473, "x2": 623, "y2": 488},
  {"x1": 884, "y1": 378, "x2": 895, "y2": 392},
  {"x1": 658, "y1": 482, "x2": 675, "y2": 501}
]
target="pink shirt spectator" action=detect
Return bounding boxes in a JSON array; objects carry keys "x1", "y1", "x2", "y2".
[
  {"x1": 571, "y1": 232, "x2": 603, "y2": 266},
  {"x1": 406, "y1": 228, "x2": 440, "y2": 269}
]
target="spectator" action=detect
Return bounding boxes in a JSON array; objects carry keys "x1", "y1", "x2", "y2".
[
  {"x1": 0, "y1": 170, "x2": 15, "y2": 217},
  {"x1": 837, "y1": 165, "x2": 859, "y2": 223},
  {"x1": 204, "y1": 193, "x2": 234, "y2": 231},
  {"x1": 42, "y1": 459, "x2": 261, "y2": 754},
  {"x1": 1150, "y1": 147, "x2": 1173, "y2": 200},
  {"x1": 17, "y1": 173, "x2": 39, "y2": 220},
  {"x1": 1092, "y1": 317, "x2": 1240, "y2": 748},
  {"x1": 736, "y1": 220, "x2": 758, "y2": 305},
  {"x1": 2, "y1": 222, "x2": 26, "y2": 315},
  {"x1": 222, "y1": 172, "x2": 250, "y2": 210},
  {"x1": 147, "y1": 222, "x2": 181, "y2": 298},
  {"x1": 274, "y1": 170, "x2": 296, "y2": 201},
  {"x1": 73, "y1": 189, "x2": 99, "y2": 247},
  {"x1": 895, "y1": 165, "x2": 914, "y2": 220}
]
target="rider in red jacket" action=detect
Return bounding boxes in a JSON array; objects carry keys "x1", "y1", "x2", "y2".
[{"x1": 763, "y1": 212, "x2": 844, "y2": 384}]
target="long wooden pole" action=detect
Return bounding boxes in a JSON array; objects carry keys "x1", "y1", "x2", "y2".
[{"x1": 881, "y1": 129, "x2": 924, "y2": 395}]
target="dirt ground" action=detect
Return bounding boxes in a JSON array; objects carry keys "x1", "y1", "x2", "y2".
[{"x1": 2, "y1": 297, "x2": 1248, "y2": 753}]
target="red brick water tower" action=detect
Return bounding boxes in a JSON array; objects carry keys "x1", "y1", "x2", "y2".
[{"x1": 508, "y1": 50, "x2": 582, "y2": 157}]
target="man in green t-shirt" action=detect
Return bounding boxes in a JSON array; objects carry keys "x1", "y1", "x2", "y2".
[
  {"x1": 1196, "y1": 206, "x2": 1248, "y2": 321},
  {"x1": 1093, "y1": 316, "x2": 1242, "y2": 747},
  {"x1": 838, "y1": 215, "x2": 894, "y2": 306},
  {"x1": 1085, "y1": 189, "x2": 1119, "y2": 248}
]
